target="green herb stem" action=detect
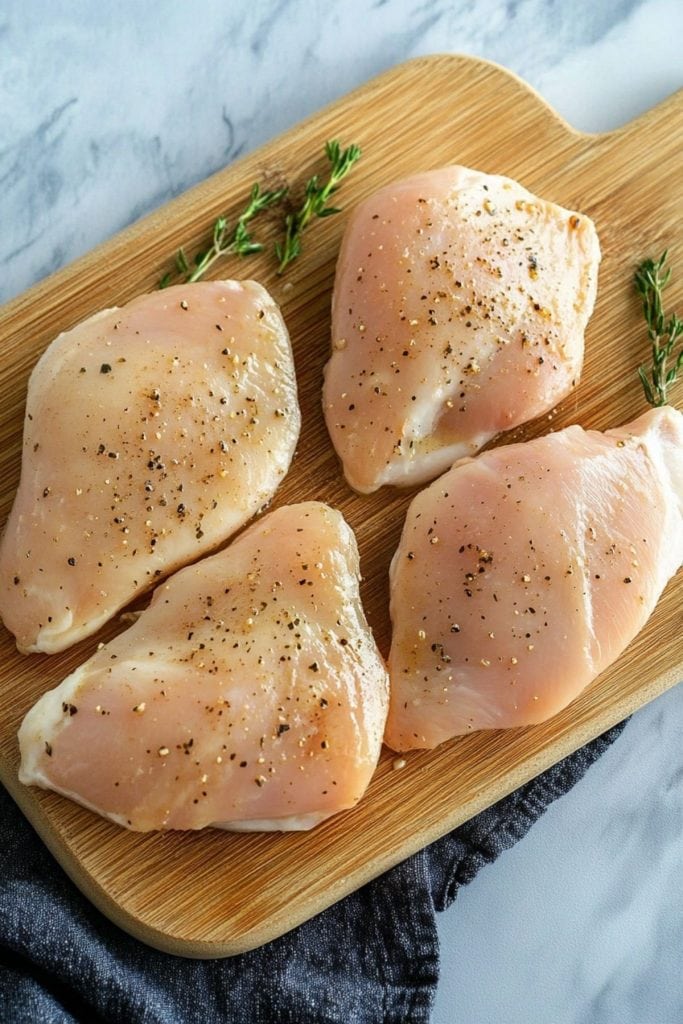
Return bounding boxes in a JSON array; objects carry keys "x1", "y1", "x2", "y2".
[
  {"x1": 635, "y1": 250, "x2": 683, "y2": 407},
  {"x1": 159, "y1": 183, "x2": 287, "y2": 288},
  {"x1": 275, "y1": 140, "x2": 361, "y2": 274}
]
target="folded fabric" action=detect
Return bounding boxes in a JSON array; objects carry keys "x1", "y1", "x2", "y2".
[{"x1": 0, "y1": 721, "x2": 625, "y2": 1024}]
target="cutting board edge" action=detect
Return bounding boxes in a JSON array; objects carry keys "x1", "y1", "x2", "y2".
[{"x1": 4, "y1": 53, "x2": 680, "y2": 324}]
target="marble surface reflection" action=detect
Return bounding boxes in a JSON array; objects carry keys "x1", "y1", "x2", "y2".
[{"x1": 1, "y1": 2, "x2": 681, "y2": 1021}]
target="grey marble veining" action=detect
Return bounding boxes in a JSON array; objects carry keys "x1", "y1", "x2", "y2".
[
  {"x1": 434, "y1": 686, "x2": 683, "y2": 1024},
  {"x1": 1, "y1": 2, "x2": 682, "y2": 1022},
  {"x1": 2, "y1": 0, "x2": 681, "y2": 304}
]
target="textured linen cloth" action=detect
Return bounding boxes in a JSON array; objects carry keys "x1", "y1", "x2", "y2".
[{"x1": 0, "y1": 722, "x2": 625, "y2": 1024}]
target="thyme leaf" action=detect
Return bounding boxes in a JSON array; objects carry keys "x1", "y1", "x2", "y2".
[
  {"x1": 635, "y1": 250, "x2": 683, "y2": 407},
  {"x1": 159, "y1": 183, "x2": 287, "y2": 288},
  {"x1": 275, "y1": 140, "x2": 361, "y2": 273}
]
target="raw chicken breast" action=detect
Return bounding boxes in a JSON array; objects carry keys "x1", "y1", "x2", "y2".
[
  {"x1": 385, "y1": 407, "x2": 683, "y2": 750},
  {"x1": 0, "y1": 281, "x2": 300, "y2": 654},
  {"x1": 323, "y1": 165, "x2": 600, "y2": 493},
  {"x1": 19, "y1": 502, "x2": 389, "y2": 831}
]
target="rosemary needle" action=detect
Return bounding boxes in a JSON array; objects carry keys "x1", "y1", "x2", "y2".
[
  {"x1": 635, "y1": 250, "x2": 683, "y2": 407},
  {"x1": 275, "y1": 140, "x2": 361, "y2": 274},
  {"x1": 159, "y1": 183, "x2": 287, "y2": 288}
]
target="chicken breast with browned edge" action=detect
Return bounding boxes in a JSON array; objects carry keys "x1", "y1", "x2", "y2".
[
  {"x1": 324, "y1": 165, "x2": 600, "y2": 493},
  {"x1": 0, "y1": 281, "x2": 300, "y2": 654},
  {"x1": 385, "y1": 407, "x2": 682, "y2": 750},
  {"x1": 19, "y1": 502, "x2": 389, "y2": 831}
]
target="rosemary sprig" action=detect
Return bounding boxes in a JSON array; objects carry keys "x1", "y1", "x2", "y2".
[
  {"x1": 275, "y1": 140, "x2": 361, "y2": 273},
  {"x1": 159, "y1": 183, "x2": 287, "y2": 288},
  {"x1": 635, "y1": 250, "x2": 683, "y2": 407}
]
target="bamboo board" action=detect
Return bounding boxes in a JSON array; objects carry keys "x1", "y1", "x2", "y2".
[{"x1": 0, "y1": 55, "x2": 681, "y2": 958}]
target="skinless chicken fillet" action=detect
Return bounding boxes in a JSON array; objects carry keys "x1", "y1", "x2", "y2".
[
  {"x1": 19, "y1": 502, "x2": 389, "y2": 831},
  {"x1": 385, "y1": 407, "x2": 683, "y2": 751},
  {"x1": 0, "y1": 280, "x2": 300, "y2": 654},
  {"x1": 324, "y1": 165, "x2": 600, "y2": 493}
]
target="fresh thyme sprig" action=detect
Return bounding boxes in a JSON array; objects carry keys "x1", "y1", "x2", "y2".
[
  {"x1": 275, "y1": 140, "x2": 361, "y2": 273},
  {"x1": 635, "y1": 251, "x2": 683, "y2": 407},
  {"x1": 159, "y1": 183, "x2": 287, "y2": 288}
]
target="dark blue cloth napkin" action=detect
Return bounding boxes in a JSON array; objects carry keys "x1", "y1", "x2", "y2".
[{"x1": 0, "y1": 722, "x2": 625, "y2": 1024}]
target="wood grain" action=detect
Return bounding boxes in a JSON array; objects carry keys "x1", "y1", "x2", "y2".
[{"x1": 0, "y1": 55, "x2": 681, "y2": 957}]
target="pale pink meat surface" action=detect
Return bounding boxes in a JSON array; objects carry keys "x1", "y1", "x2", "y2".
[
  {"x1": 19, "y1": 502, "x2": 389, "y2": 831},
  {"x1": 385, "y1": 408, "x2": 683, "y2": 751},
  {"x1": 0, "y1": 281, "x2": 300, "y2": 654},
  {"x1": 323, "y1": 165, "x2": 600, "y2": 493}
]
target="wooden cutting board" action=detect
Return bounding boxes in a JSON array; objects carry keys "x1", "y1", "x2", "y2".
[{"x1": 0, "y1": 55, "x2": 681, "y2": 958}]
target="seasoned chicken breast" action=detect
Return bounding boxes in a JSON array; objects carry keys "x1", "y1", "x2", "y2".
[
  {"x1": 19, "y1": 502, "x2": 389, "y2": 831},
  {"x1": 323, "y1": 165, "x2": 600, "y2": 493},
  {"x1": 0, "y1": 281, "x2": 300, "y2": 654},
  {"x1": 385, "y1": 407, "x2": 683, "y2": 750}
]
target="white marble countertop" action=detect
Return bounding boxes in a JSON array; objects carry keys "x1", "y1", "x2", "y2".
[{"x1": 2, "y1": 2, "x2": 682, "y2": 1021}]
